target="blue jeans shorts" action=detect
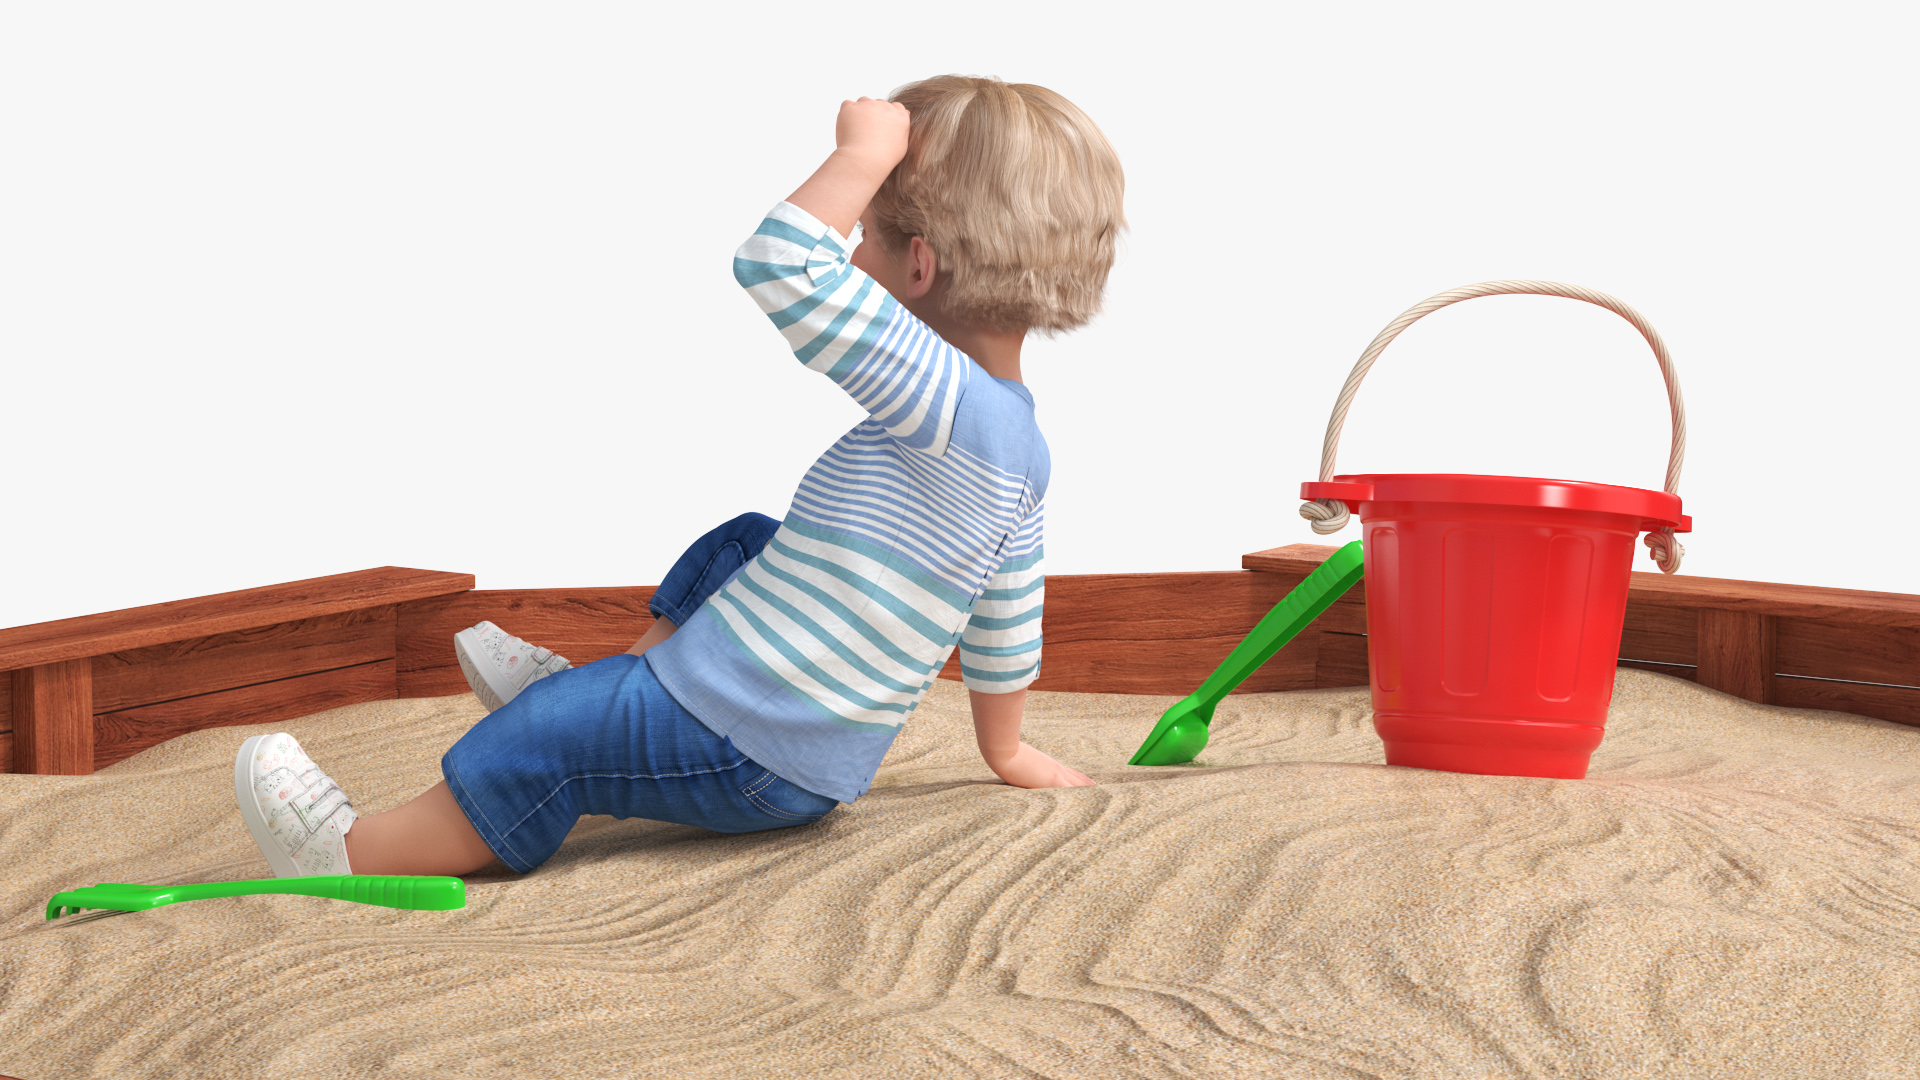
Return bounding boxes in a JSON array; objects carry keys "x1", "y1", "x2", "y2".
[{"x1": 441, "y1": 512, "x2": 835, "y2": 874}]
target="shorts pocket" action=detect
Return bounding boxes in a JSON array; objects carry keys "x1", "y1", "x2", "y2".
[{"x1": 739, "y1": 768, "x2": 838, "y2": 825}]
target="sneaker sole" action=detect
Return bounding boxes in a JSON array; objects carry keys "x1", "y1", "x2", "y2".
[
  {"x1": 453, "y1": 628, "x2": 510, "y2": 713},
  {"x1": 234, "y1": 733, "x2": 304, "y2": 879}
]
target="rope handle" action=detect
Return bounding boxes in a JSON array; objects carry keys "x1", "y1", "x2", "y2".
[{"x1": 1298, "y1": 280, "x2": 1688, "y2": 574}]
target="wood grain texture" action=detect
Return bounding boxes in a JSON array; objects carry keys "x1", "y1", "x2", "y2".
[
  {"x1": 1317, "y1": 591, "x2": 1369, "y2": 636},
  {"x1": 1040, "y1": 572, "x2": 1321, "y2": 694},
  {"x1": 1696, "y1": 610, "x2": 1777, "y2": 705},
  {"x1": 12, "y1": 659, "x2": 93, "y2": 775},
  {"x1": 396, "y1": 588, "x2": 657, "y2": 699},
  {"x1": 1242, "y1": 544, "x2": 1345, "y2": 574},
  {"x1": 1623, "y1": 574, "x2": 1920, "y2": 627},
  {"x1": 1617, "y1": 660, "x2": 1699, "y2": 681},
  {"x1": 933, "y1": 571, "x2": 1325, "y2": 696},
  {"x1": 1775, "y1": 620, "x2": 1920, "y2": 689},
  {"x1": 93, "y1": 660, "x2": 399, "y2": 770},
  {"x1": 1619, "y1": 601, "x2": 1698, "y2": 666},
  {"x1": 1775, "y1": 676, "x2": 1920, "y2": 728},
  {"x1": 0, "y1": 730, "x2": 11, "y2": 774},
  {"x1": 0, "y1": 567, "x2": 472, "y2": 670},
  {"x1": 1245, "y1": 545, "x2": 1920, "y2": 628},
  {"x1": 1315, "y1": 632, "x2": 1371, "y2": 689},
  {"x1": 0, "y1": 671, "x2": 9, "y2": 735},
  {"x1": 936, "y1": 630, "x2": 1320, "y2": 696},
  {"x1": 92, "y1": 607, "x2": 398, "y2": 714}
]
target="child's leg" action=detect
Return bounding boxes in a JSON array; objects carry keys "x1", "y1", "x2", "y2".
[
  {"x1": 422, "y1": 651, "x2": 836, "y2": 875},
  {"x1": 344, "y1": 781, "x2": 499, "y2": 876},
  {"x1": 626, "y1": 512, "x2": 780, "y2": 656},
  {"x1": 340, "y1": 513, "x2": 795, "y2": 877},
  {"x1": 624, "y1": 618, "x2": 677, "y2": 657}
]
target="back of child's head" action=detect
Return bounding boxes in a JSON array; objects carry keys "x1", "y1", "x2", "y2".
[{"x1": 868, "y1": 75, "x2": 1125, "y2": 335}]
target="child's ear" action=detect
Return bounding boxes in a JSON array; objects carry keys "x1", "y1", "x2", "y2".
[{"x1": 905, "y1": 235, "x2": 938, "y2": 300}]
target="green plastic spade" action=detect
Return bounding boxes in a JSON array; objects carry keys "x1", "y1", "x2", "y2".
[
  {"x1": 1129, "y1": 541, "x2": 1365, "y2": 766},
  {"x1": 47, "y1": 875, "x2": 465, "y2": 920}
]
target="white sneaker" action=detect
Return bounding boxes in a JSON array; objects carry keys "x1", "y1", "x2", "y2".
[
  {"x1": 454, "y1": 620, "x2": 571, "y2": 713},
  {"x1": 235, "y1": 732, "x2": 356, "y2": 878}
]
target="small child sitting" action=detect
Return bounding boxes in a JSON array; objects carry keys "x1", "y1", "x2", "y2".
[{"x1": 233, "y1": 76, "x2": 1126, "y2": 879}]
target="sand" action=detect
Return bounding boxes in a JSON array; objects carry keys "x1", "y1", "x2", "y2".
[{"x1": 3, "y1": 670, "x2": 1919, "y2": 1079}]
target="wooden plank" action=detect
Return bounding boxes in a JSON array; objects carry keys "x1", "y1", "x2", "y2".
[
  {"x1": 1035, "y1": 572, "x2": 1319, "y2": 694},
  {"x1": 1775, "y1": 676, "x2": 1920, "y2": 729},
  {"x1": 12, "y1": 659, "x2": 94, "y2": 775},
  {"x1": 1246, "y1": 544, "x2": 1920, "y2": 628},
  {"x1": 937, "y1": 628, "x2": 1320, "y2": 696},
  {"x1": 1620, "y1": 600, "x2": 1697, "y2": 666},
  {"x1": 1040, "y1": 572, "x2": 1297, "y2": 644},
  {"x1": 1319, "y1": 590, "x2": 1369, "y2": 635},
  {"x1": 93, "y1": 660, "x2": 398, "y2": 770},
  {"x1": 400, "y1": 573, "x2": 1334, "y2": 699},
  {"x1": 1624, "y1": 574, "x2": 1920, "y2": 628},
  {"x1": 92, "y1": 607, "x2": 397, "y2": 714},
  {"x1": 0, "y1": 730, "x2": 10, "y2": 774},
  {"x1": 1243, "y1": 543, "x2": 1344, "y2": 574},
  {"x1": 396, "y1": 588, "x2": 656, "y2": 699},
  {"x1": 0, "y1": 567, "x2": 472, "y2": 671},
  {"x1": 1696, "y1": 610, "x2": 1777, "y2": 705},
  {"x1": 1775, "y1": 619, "x2": 1920, "y2": 689},
  {"x1": 932, "y1": 571, "x2": 1325, "y2": 696},
  {"x1": 1316, "y1": 631, "x2": 1370, "y2": 689},
  {"x1": 0, "y1": 670, "x2": 10, "y2": 734},
  {"x1": 1617, "y1": 659, "x2": 1698, "y2": 681}
]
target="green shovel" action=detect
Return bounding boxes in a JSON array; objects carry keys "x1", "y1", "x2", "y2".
[
  {"x1": 1129, "y1": 541, "x2": 1365, "y2": 766},
  {"x1": 48, "y1": 875, "x2": 465, "y2": 922}
]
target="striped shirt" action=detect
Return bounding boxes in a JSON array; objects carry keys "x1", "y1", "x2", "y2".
[{"x1": 643, "y1": 202, "x2": 1049, "y2": 803}]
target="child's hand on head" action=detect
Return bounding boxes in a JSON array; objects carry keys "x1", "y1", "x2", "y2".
[{"x1": 834, "y1": 97, "x2": 910, "y2": 172}]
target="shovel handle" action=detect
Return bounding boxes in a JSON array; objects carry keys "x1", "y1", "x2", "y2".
[{"x1": 1189, "y1": 542, "x2": 1365, "y2": 707}]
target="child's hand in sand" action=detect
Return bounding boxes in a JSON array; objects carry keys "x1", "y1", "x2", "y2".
[
  {"x1": 834, "y1": 97, "x2": 910, "y2": 173},
  {"x1": 991, "y1": 742, "x2": 1096, "y2": 789}
]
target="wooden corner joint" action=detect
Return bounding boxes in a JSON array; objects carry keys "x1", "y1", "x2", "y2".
[
  {"x1": 11, "y1": 658, "x2": 95, "y2": 775},
  {"x1": 1694, "y1": 608, "x2": 1778, "y2": 706}
]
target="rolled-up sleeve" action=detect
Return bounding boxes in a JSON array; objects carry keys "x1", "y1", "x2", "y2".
[
  {"x1": 959, "y1": 504, "x2": 1044, "y2": 693},
  {"x1": 734, "y1": 201, "x2": 965, "y2": 457}
]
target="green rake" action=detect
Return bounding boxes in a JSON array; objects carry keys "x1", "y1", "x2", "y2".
[
  {"x1": 1129, "y1": 541, "x2": 1365, "y2": 766},
  {"x1": 46, "y1": 875, "x2": 465, "y2": 924}
]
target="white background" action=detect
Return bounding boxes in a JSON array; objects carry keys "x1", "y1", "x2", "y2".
[{"x1": 3, "y1": 1, "x2": 1914, "y2": 629}]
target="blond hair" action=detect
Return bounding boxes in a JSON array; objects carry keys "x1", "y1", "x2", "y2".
[{"x1": 867, "y1": 76, "x2": 1125, "y2": 335}]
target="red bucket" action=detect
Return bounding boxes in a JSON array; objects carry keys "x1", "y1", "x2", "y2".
[{"x1": 1299, "y1": 282, "x2": 1692, "y2": 779}]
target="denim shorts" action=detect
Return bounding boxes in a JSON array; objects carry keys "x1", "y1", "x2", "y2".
[
  {"x1": 646, "y1": 511, "x2": 781, "y2": 629},
  {"x1": 442, "y1": 512, "x2": 835, "y2": 874}
]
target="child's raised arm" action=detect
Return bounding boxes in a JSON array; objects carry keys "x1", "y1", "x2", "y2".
[
  {"x1": 970, "y1": 688, "x2": 1096, "y2": 789},
  {"x1": 785, "y1": 97, "x2": 910, "y2": 240}
]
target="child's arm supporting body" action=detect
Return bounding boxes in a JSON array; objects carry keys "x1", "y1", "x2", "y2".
[
  {"x1": 960, "y1": 518, "x2": 1092, "y2": 789},
  {"x1": 971, "y1": 687, "x2": 1091, "y2": 788},
  {"x1": 779, "y1": 98, "x2": 1093, "y2": 791}
]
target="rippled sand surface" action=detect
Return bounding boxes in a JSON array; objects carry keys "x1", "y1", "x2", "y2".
[{"x1": 5, "y1": 670, "x2": 1920, "y2": 1079}]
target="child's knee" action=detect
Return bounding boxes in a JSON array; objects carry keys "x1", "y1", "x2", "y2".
[{"x1": 718, "y1": 511, "x2": 780, "y2": 549}]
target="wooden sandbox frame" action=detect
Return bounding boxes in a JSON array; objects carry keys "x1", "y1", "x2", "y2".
[{"x1": 4, "y1": 544, "x2": 1920, "y2": 775}]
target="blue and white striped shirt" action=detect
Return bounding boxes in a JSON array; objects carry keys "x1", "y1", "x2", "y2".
[{"x1": 644, "y1": 202, "x2": 1049, "y2": 803}]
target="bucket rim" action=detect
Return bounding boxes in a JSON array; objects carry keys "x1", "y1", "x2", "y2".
[{"x1": 1301, "y1": 473, "x2": 1690, "y2": 532}]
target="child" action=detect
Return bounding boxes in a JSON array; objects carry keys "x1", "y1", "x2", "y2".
[{"x1": 233, "y1": 76, "x2": 1126, "y2": 879}]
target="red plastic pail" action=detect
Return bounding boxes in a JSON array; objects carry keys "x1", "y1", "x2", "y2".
[
  {"x1": 1302, "y1": 474, "x2": 1688, "y2": 778},
  {"x1": 1298, "y1": 280, "x2": 1693, "y2": 779}
]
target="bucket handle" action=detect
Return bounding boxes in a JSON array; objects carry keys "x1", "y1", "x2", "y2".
[{"x1": 1298, "y1": 280, "x2": 1688, "y2": 574}]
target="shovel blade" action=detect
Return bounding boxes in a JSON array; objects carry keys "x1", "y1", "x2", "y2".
[{"x1": 1129, "y1": 696, "x2": 1212, "y2": 766}]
